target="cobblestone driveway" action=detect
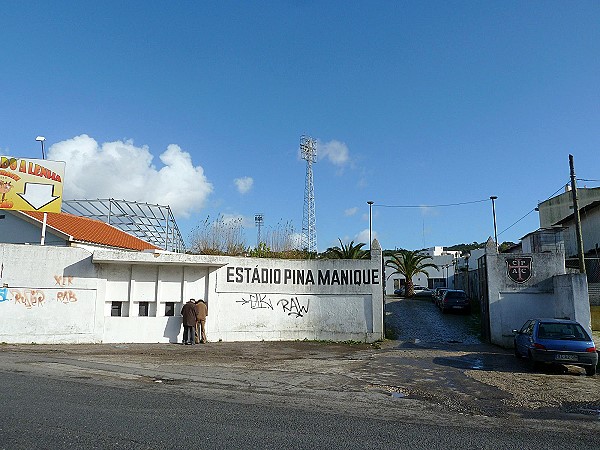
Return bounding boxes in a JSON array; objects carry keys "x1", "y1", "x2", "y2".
[{"x1": 385, "y1": 295, "x2": 481, "y2": 344}]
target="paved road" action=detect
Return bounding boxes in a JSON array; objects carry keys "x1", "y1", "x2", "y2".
[
  {"x1": 1, "y1": 371, "x2": 598, "y2": 450},
  {"x1": 385, "y1": 295, "x2": 481, "y2": 344},
  {"x1": 1, "y1": 297, "x2": 599, "y2": 448}
]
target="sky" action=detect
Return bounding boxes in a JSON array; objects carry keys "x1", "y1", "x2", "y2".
[{"x1": 1, "y1": 1, "x2": 599, "y2": 252}]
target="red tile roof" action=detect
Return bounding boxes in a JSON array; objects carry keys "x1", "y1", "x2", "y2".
[{"x1": 21, "y1": 211, "x2": 160, "y2": 251}]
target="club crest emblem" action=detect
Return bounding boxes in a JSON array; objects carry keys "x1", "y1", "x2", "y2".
[{"x1": 506, "y1": 257, "x2": 532, "y2": 283}]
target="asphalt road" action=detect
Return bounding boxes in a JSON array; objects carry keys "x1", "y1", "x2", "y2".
[
  {"x1": 1, "y1": 296, "x2": 599, "y2": 448},
  {"x1": 1, "y1": 371, "x2": 597, "y2": 450}
]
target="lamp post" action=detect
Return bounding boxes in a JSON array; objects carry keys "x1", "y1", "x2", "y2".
[
  {"x1": 465, "y1": 252, "x2": 471, "y2": 297},
  {"x1": 35, "y1": 136, "x2": 46, "y2": 159},
  {"x1": 35, "y1": 136, "x2": 47, "y2": 245},
  {"x1": 490, "y1": 196, "x2": 498, "y2": 249},
  {"x1": 367, "y1": 201, "x2": 374, "y2": 250}
]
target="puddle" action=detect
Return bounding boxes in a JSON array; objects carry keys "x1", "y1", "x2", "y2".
[
  {"x1": 434, "y1": 356, "x2": 492, "y2": 371},
  {"x1": 391, "y1": 392, "x2": 406, "y2": 399}
]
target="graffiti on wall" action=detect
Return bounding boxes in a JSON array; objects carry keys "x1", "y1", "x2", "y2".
[
  {"x1": 54, "y1": 275, "x2": 74, "y2": 286},
  {"x1": 236, "y1": 293, "x2": 273, "y2": 310},
  {"x1": 237, "y1": 293, "x2": 310, "y2": 318},
  {"x1": 0, "y1": 275, "x2": 79, "y2": 309},
  {"x1": 10, "y1": 289, "x2": 46, "y2": 308},
  {"x1": 277, "y1": 297, "x2": 309, "y2": 318},
  {"x1": 4, "y1": 289, "x2": 79, "y2": 308}
]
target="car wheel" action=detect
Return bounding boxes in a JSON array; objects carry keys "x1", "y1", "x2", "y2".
[
  {"x1": 585, "y1": 365, "x2": 597, "y2": 376},
  {"x1": 527, "y1": 352, "x2": 539, "y2": 371}
]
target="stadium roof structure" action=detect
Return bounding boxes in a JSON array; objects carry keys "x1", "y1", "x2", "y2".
[{"x1": 61, "y1": 198, "x2": 186, "y2": 253}]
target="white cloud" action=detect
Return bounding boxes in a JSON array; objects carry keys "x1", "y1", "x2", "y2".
[
  {"x1": 344, "y1": 207, "x2": 358, "y2": 217},
  {"x1": 317, "y1": 139, "x2": 350, "y2": 166},
  {"x1": 48, "y1": 134, "x2": 213, "y2": 218},
  {"x1": 355, "y1": 228, "x2": 377, "y2": 244},
  {"x1": 234, "y1": 176, "x2": 253, "y2": 194}
]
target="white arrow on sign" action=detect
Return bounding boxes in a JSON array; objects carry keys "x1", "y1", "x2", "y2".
[{"x1": 18, "y1": 183, "x2": 60, "y2": 210}]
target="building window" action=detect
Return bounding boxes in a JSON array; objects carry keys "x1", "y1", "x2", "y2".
[
  {"x1": 139, "y1": 302, "x2": 149, "y2": 317},
  {"x1": 111, "y1": 301, "x2": 122, "y2": 317},
  {"x1": 165, "y1": 302, "x2": 175, "y2": 317}
]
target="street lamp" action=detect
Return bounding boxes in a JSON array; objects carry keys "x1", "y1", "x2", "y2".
[
  {"x1": 35, "y1": 136, "x2": 46, "y2": 159},
  {"x1": 367, "y1": 201, "x2": 374, "y2": 250},
  {"x1": 490, "y1": 196, "x2": 498, "y2": 249}
]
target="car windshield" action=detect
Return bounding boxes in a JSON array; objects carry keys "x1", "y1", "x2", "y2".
[
  {"x1": 445, "y1": 292, "x2": 466, "y2": 299},
  {"x1": 537, "y1": 322, "x2": 591, "y2": 341}
]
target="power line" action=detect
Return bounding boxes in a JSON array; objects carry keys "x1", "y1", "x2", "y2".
[
  {"x1": 497, "y1": 181, "x2": 569, "y2": 237},
  {"x1": 375, "y1": 198, "x2": 489, "y2": 208}
]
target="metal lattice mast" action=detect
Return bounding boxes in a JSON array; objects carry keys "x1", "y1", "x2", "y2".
[{"x1": 300, "y1": 135, "x2": 317, "y2": 252}]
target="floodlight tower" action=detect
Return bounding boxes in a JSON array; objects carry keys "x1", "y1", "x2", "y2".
[
  {"x1": 255, "y1": 213, "x2": 264, "y2": 247},
  {"x1": 300, "y1": 135, "x2": 317, "y2": 253}
]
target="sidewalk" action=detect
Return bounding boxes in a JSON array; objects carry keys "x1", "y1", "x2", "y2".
[{"x1": 2, "y1": 338, "x2": 599, "y2": 429}]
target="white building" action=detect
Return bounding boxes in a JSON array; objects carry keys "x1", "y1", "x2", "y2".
[{"x1": 0, "y1": 211, "x2": 384, "y2": 344}]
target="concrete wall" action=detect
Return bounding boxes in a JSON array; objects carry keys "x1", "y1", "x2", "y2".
[
  {"x1": 483, "y1": 245, "x2": 592, "y2": 347},
  {"x1": 0, "y1": 244, "x2": 101, "y2": 343},
  {"x1": 0, "y1": 242, "x2": 384, "y2": 344}
]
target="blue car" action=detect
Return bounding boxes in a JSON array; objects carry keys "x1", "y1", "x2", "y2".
[{"x1": 513, "y1": 318, "x2": 598, "y2": 376}]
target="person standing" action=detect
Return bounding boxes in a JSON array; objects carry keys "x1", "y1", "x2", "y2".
[
  {"x1": 195, "y1": 299, "x2": 208, "y2": 344},
  {"x1": 181, "y1": 299, "x2": 197, "y2": 345}
]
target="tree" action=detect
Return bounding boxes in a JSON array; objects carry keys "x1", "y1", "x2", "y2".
[
  {"x1": 322, "y1": 239, "x2": 370, "y2": 259},
  {"x1": 385, "y1": 250, "x2": 438, "y2": 297}
]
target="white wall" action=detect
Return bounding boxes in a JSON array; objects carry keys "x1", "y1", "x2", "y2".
[
  {"x1": 0, "y1": 243, "x2": 384, "y2": 344},
  {"x1": 483, "y1": 245, "x2": 591, "y2": 347},
  {"x1": 0, "y1": 244, "x2": 102, "y2": 343}
]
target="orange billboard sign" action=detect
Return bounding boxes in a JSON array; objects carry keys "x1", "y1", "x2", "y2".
[{"x1": 0, "y1": 156, "x2": 65, "y2": 213}]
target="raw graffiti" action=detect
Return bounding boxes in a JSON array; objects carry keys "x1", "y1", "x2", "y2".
[
  {"x1": 236, "y1": 293, "x2": 310, "y2": 318},
  {"x1": 277, "y1": 297, "x2": 309, "y2": 318}
]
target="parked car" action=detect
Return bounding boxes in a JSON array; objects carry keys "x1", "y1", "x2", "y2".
[
  {"x1": 412, "y1": 286, "x2": 433, "y2": 298},
  {"x1": 513, "y1": 318, "x2": 598, "y2": 376},
  {"x1": 393, "y1": 287, "x2": 405, "y2": 296},
  {"x1": 438, "y1": 289, "x2": 470, "y2": 314}
]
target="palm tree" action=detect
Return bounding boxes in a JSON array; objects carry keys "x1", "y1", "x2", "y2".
[
  {"x1": 322, "y1": 239, "x2": 369, "y2": 259},
  {"x1": 385, "y1": 250, "x2": 438, "y2": 297}
]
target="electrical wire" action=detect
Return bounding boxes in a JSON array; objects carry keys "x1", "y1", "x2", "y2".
[
  {"x1": 375, "y1": 198, "x2": 490, "y2": 208},
  {"x1": 497, "y1": 181, "x2": 569, "y2": 237}
]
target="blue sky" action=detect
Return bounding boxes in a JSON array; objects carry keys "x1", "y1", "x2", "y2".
[{"x1": 1, "y1": 1, "x2": 599, "y2": 251}]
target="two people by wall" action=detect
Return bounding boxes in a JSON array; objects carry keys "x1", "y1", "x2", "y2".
[{"x1": 181, "y1": 298, "x2": 208, "y2": 345}]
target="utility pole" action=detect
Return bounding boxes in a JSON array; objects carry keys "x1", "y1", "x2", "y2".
[
  {"x1": 367, "y1": 201, "x2": 374, "y2": 250},
  {"x1": 569, "y1": 154, "x2": 586, "y2": 274}
]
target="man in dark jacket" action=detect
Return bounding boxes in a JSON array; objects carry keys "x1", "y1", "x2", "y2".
[{"x1": 181, "y1": 299, "x2": 198, "y2": 345}]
